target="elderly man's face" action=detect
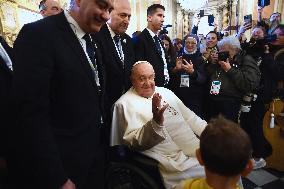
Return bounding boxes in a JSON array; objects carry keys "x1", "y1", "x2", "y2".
[
  {"x1": 41, "y1": 0, "x2": 62, "y2": 17},
  {"x1": 108, "y1": 0, "x2": 131, "y2": 34},
  {"x1": 131, "y1": 63, "x2": 155, "y2": 98},
  {"x1": 77, "y1": 0, "x2": 114, "y2": 33}
]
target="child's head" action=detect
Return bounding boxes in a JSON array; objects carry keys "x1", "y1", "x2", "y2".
[{"x1": 197, "y1": 116, "x2": 253, "y2": 177}]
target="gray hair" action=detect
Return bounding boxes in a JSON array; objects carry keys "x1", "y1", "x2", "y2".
[{"x1": 217, "y1": 36, "x2": 241, "y2": 50}]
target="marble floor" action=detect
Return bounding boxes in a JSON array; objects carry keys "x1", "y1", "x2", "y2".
[{"x1": 242, "y1": 168, "x2": 284, "y2": 189}]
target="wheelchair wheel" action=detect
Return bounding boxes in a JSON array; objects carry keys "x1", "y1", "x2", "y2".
[{"x1": 106, "y1": 162, "x2": 162, "y2": 189}]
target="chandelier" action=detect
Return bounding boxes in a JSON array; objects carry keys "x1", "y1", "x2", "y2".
[{"x1": 178, "y1": 0, "x2": 208, "y2": 11}]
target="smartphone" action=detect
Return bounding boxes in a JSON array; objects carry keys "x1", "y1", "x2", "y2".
[
  {"x1": 244, "y1": 14, "x2": 252, "y2": 23},
  {"x1": 181, "y1": 56, "x2": 187, "y2": 65},
  {"x1": 258, "y1": 0, "x2": 270, "y2": 7}
]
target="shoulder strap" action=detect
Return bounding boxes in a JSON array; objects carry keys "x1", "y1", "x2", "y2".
[{"x1": 274, "y1": 48, "x2": 284, "y2": 60}]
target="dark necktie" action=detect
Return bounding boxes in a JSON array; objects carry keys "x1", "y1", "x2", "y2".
[
  {"x1": 154, "y1": 35, "x2": 162, "y2": 55},
  {"x1": 113, "y1": 35, "x2": 123, "y2": 62},
  {"x1": 83, "y1": 34, "x2": 96, "y2": 66},
  {"x1": 83, "y1": 34, "x2": 101, "y2": 90}
]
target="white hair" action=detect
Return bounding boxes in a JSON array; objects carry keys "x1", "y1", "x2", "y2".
[
  {"x1": 131, "y1": 61, "x2": 153, "y2": 76},
  {"x1": 217, "y1": 36, "x2": 241, "y2": 50},
  {"x1": 132, "y1": 61, "x2": 151, "y2": 68}
]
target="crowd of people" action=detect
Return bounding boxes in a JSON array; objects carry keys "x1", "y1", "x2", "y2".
[{"x1": 0, "y1": 0, "x2": 284, "y2": 189}]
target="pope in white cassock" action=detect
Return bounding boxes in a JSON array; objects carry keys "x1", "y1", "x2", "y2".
[{"x1": 111, "y1": 61, "x2": 207, "y2": 189}]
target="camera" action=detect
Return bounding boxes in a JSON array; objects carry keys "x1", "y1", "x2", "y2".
[
  {"x1": 159, "y1": 24, "x2": 172, "y2": 35},
  {"x1": 208, "y1": 15, "x2": 214, "y2": 26},
  {"x1": 240, "y1": 93, "x2": 257, "y2": 112},
  {"x1": 198, "y1": 10, "x2": 205, "y2": 17},
  {"x1": 245, "y1": 34, "x2": 277, "y2": 59},
  {"x1": 160, "y1": 28, "x2": 168, "y2": 35},
  {"x1": 263, "y1": 34, "x2": 277, "y2": 43},
  {"x1": 218, "y1": 51, "x2": 230, "y2": 61}
]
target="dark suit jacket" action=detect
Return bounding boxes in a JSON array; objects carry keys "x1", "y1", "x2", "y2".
[
  {"x1": 13, "y1": 12, "x2": 105, "y2": 189},
  {"x1": 94, "y1": 24, "x2": 135, "y2": 143},
  {"x1": 94, "y1": 24, "x2": 135, "y2": 110},
  {"x1": 132, "y1": 28, "x2": 169, "y2": 86},
  {"x1": 0, "y1": 36, "x2": 13, "y2": 157}
]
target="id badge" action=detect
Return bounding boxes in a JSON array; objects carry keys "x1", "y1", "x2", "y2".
[
  {"x1": 210, "y1": 80, "x2": 221, "y2": 95},
  {"x1": 180, "y1": 74, "x2": 190, "y2": 87}
]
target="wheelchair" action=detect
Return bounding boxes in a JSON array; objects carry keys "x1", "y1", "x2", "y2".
[{"x1": 105, "y1": 145, "x2": 166, "y2": 189}]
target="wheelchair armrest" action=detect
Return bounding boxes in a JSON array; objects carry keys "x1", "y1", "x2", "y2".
[
  {"x1": 109, "y1": 145, "x2": 131, "y2": 161},
  {"x1": 109, "y1": 145, "x2": 159, "y2": 166},
  {"x1": 131, "y1": 151, "x2": 165, "y2": 189},
  {"x1": 131, "y1": 150, "x2": 160, "y2": 167}
]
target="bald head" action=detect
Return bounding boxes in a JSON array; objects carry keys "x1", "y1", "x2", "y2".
[
  {"x1": 131, "y1": 61, "x2": 155, "y2": 98},
  {"x1": 107, "y1": 0, "x2": 131, "y2": 34}
]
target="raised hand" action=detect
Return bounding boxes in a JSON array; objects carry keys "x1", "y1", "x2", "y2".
[
  {"x1": 238, "y1": 22, "x2": 252, "y2": 36},
  {"x1": 218, "y1": 58, "x2": 231, "y2": 72},
  {"x1": 173, "y1": 56, "x2": 183, "y2": 72},
  {"x1": 152, "y1": 93, "x2": 169, "y2": 125},
  {"x1": 181, "y1": 59, "x2": 194, "y2": 74}
]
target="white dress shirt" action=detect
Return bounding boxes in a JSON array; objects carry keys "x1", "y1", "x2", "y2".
[{"x1": 0, "y1": 42, "x2": 13, "y2": 70}]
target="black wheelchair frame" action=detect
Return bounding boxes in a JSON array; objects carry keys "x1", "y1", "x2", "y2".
[{"x1": 105, "y1": 145, "x2": 166, "y2": 189}]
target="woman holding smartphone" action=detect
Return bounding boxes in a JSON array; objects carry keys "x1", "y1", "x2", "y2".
[{"x1": 169, "y1": 34, "x2": 207, "y2": 117}]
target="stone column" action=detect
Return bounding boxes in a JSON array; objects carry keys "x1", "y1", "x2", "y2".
[
  {"x1": 188, "y1": 12, "x2": 195, "y2": 35},
  {"x1": 222, "y1": 6, "x2": 229, "y2": 31},
  {"x1": 176, "y1": 3, "x2": 184, "y2": 39},
  {"x1": 217, "y1": 7, "x2": 224, "y2": 32},
  {"x1": 231, "y1": 0, "x2": 238, "y2": 35},
  {"x1": 274, "y1": 0, "x2": 284, "y2": 21},
  {"x1": 183, "y1": 10, "x2": 189, "y2": 37}
]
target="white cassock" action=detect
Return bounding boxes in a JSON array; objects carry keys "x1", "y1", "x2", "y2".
[{"x1": 111, "y1": 87, "x2": 207, "y2": 189}]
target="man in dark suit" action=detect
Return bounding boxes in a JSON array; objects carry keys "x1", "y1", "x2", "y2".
[
  {"x1": 133, "y1": 4, "x2": 170, "y2": 87},
  {"x1": 12, "y1": 0, "x2": 114, "y2": 189},
  {"x1": 0, "y1": 35, "x2": 13, "y2": 187},
  {"x1": 94, "y1": 0, "x2": 135, "y2": 141}
]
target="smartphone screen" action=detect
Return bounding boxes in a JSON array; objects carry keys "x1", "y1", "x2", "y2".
[{"x1": 244, "y1": 14, "x2": 252, "y2": 23}]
